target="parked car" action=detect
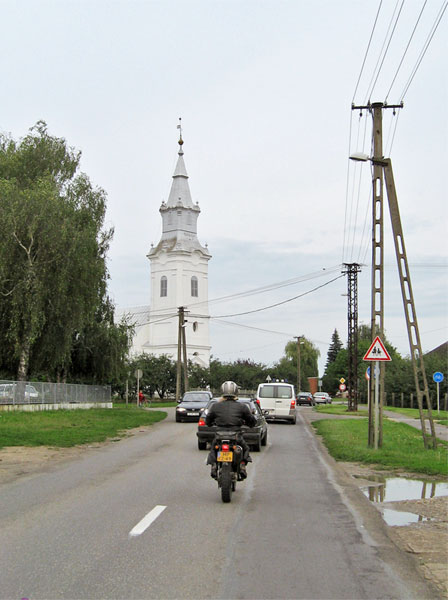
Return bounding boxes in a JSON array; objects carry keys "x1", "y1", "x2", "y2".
[
  {"x1": 197, "y1": 397, "x2": 268, "y2": 451},
  {"x1": 297, "y1": 392, "x2": 314, "y2": 406},
  {"x1": 256, "y1": 382, "x2": 296, "y2": 424},
  {"x1": 175, "y1": 390, "x2": 213, "y2": 422},
  {"x1": 313, "y1": 392, "x2": 332, "y2": 405}
]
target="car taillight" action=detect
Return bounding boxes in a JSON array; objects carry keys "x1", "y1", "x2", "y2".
[
  {"x1": 222, "y1": 444, "x2": 230, "y2": 452},
  {"x1": 290, "y1": 400, "x2": 296, "y2": 408},
  {"x1": 198, "y1": 419, "x2": 206, "y2": 426}
]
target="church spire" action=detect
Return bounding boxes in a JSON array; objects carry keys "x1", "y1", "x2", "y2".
[{"x1": 167, "y1": 118, "x2": 194, "y2": 208}]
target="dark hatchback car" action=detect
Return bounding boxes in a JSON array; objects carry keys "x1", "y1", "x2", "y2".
[
  {"x1": 297, "y1": 392, "x2": 314, "y2": 406},
  {"x1": 175, "y1": 390, "x2": 212, "y2": 422},
  {"x1": 196, "y1": 398, "x2": 268, "y2": 451}
]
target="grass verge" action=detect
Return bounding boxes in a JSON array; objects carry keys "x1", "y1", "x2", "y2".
[
  {"x1": 0, "y1": 405, "x2": 167, "y2": 448},
  {"x1": 315, "y1": 405, "x2": 369, "y2": 417},
  {"x1": 312, "y1": 418, "x2": 448, "y2": 477},
  {"x1": 384, "y1": 406, "x2": 448, "y2": 421}
]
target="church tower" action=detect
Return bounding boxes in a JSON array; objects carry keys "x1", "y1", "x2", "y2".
[{"x1": 146, "y1": 128, "x2": 211, "y2": 367}]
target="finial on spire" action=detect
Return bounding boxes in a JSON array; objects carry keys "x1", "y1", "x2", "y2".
[{"x1": 177, "y1": 117, "x2": 184, "y2": 146}]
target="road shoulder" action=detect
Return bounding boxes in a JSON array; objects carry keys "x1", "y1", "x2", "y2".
[{"x1": 300, "y1": 407, "x2": 446, "y2": 599}]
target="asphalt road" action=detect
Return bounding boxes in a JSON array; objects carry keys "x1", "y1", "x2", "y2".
[{"x1": 0, "y1": 407, "x2": 435, "y2": 599}]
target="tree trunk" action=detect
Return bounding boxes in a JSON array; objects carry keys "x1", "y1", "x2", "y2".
[{"x1": 17, "y1": 337, "x2": 31, "y2": 381}]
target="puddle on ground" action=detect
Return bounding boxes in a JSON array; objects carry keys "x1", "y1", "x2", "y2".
[
  {"x1": 380, "y1": 508, "x2": 433, "y2": 527},
  {"x1": 358, "y1": 476, "x2": 448, "y2": 526},
  {"x1": 361, "y1": 476, "x2": 448, "y2": 503}
]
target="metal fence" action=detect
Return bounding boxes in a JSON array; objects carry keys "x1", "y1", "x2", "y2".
[{"x1": 0, "y1": 380, "x2": 111, "y2": 405}]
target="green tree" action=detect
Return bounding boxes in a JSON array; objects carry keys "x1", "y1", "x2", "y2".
[
  {"x1": 208, "y1": 358, "x2": 268, "y2": 393},
  {"x1": 0, "y1": 122, "x2": 125, "y2": 382},
  {"x1": 129, "y1": 354, "x2": 177, "y2": 399},
  {"x1": 68, "y1": 298, "x2": 134, "y2": 386},
  {"x1": 325, "y1": 329, "x2": 343, "y2": 370},
  {"x1": 274, "y1": 338, "x2": 320, "y2": 391},
  {"x1": 188, "y1": 361, "x2": 210, "y2": 391}
]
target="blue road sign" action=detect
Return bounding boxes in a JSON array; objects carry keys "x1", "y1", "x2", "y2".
[{"x1": 433, "y1": 372, "x2": 444, "y2": 383}]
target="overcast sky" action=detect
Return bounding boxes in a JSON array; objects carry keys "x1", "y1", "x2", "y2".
[{"x1": 2, "y1": 0, "x2": 447, "y2": 374}]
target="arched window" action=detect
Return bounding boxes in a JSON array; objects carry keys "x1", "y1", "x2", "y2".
[
  {"x1": 191, "y1": 276, "x2": 198, "y2": 297},
  {"x1": 160, "y1": 276, "x2": 167, "y2": 297}
]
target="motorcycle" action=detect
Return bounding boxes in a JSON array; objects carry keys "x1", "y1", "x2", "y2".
[{"x1": 213, "y1": 430, "x2": 245, "y2": 503}]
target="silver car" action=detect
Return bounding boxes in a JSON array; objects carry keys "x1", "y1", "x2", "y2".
[{"x1": 313, "y1": 392, "x2": 332, "y2": 405}]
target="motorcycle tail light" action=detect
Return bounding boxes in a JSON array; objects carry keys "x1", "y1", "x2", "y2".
[
  {"x1": 198, "y1": 419, "x2": 206, "y2": 426},
  {"x1": 222, "y1": 444, "x2": 230, "y2": 452}
]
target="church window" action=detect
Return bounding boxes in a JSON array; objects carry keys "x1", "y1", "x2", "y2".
[
  {"x1": 191, "y1": 276, "x2": 198, "y2": 297},
  {"x1": 160, "y1": 276, "x2": 167, "y2": 297}
]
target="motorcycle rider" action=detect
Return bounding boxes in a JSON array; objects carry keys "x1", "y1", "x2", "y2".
[{"x1": 206, "y1": 381, "x2": 257, "y2": 480}]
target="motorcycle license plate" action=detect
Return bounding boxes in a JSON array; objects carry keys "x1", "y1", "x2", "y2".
[{"x1": 217, "y1": 451, "x2": 233, "y2": 462}]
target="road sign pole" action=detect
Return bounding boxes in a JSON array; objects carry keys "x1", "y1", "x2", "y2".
[
  {"x1": 374, "y1": 361, "x2": 379, "y2": 450},
  {"x1": 367, "y1": 378, "x2": 370, "y2": 414},
  {"x1": 433, "y1": 373, "x2": 444, "y2": 415}
]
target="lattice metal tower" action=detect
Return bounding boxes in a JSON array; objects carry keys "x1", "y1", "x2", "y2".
[{"x1": 344, "y1": 263, "x2": 361, "y2": 411}]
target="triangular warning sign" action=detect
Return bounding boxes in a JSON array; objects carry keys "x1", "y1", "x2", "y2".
[{"x1": 363, "y1": 336, "x2": 392, "y2": 361}]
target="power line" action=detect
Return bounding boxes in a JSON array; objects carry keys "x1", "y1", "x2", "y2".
[
  {"x1": 400, "y1": 0, "x2": 447, "y2": 101},
  {"x1": 118, "y1": 266, "x2": 343, "y2": 318},
  {"x1": 213, "y1": 318, "x2": 295, "y2": 338},
  {"x1": 212, "y1": 319, "x2": 331, "y2": 346},
  {"x1": 385, "y1": 0, "x2": 428, "y2": 102},
  {"x1": 212, "y1": 275, "x2": 345, "y2": 319},
  {"x1": 352, "y1": 0, "x2": 384, "y2": 103},
  {"x1": 366, "y1": 0, "x2": 406, "y2": 102}
]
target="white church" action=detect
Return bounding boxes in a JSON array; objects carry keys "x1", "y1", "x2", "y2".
[{"x1": 125, "y1": 131, "x2": 212, "y2": 367}]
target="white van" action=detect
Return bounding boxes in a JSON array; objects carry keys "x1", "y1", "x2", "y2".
[{"x1": 256, "y1": 382, "x2": 296, "y2": 424}]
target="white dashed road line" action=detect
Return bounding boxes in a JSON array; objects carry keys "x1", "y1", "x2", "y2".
[{"x1": 129, "y1": 505, "x2": 167, "y2": 537}]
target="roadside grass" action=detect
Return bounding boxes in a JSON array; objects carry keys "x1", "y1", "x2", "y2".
[
  {"x1": 0, "y1": 405, "x2": 167, "y2": 449},
  {"x1": 312, "y1": 418, "x2": 448, "y2": 477},
  {"x1": 315, "y1": 405, "x2": 369, "y2": 417},
  {"x1": 384, "y1": 406, "x2": 448, "y2": 421}
]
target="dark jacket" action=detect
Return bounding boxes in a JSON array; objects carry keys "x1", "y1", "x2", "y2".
[{"x1": 205, "y1": 399, "x2": 257, "y2": 429}]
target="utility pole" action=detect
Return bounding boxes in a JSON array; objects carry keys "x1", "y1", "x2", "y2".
[
  {"x1": 294, "y1": 336, "x2": 303, "y2": 393},
  {"x1": 352, "y1": 102, "x2": 401, "y2": 446},
  {"x1": 182, "y1": 309, "x2": 189, "y2": 394},
  {"x1": 176, "y1": 307, "x2": 183, "y2": 402},
  {"x1": 351, "y1": 101, "x2": 436, "y2": 450},
  {"x1": 343, "y1": 263, "x2": 361, "y2": 412},
  {"x1": 176, "y1": 306, "x2": 189, "y2": 403}
]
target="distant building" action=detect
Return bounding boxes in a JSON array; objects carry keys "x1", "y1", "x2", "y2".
[{"x1": 123, "y1": 132, "x2": 211, "y2": 367}]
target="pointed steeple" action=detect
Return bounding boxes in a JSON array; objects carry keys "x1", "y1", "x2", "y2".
[
  {"x1": 149, "y1": 122, "x2": 210, "y2": 259},
  {"x1": 166, "y1": 126, "x2": 194, "y2": 208}
]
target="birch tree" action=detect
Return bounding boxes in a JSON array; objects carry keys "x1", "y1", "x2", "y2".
[{"x1": 0, "y1": 122, "x2": 123, "y2": 381}]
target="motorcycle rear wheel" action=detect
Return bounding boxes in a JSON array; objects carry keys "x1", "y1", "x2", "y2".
[{"x1": 220, "y1": 463, "x2": 233, "y2": 503}]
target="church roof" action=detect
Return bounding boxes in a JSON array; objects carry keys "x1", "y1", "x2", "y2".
[{"x1": 166, "y1": 139, "x2": 195, "y2": 208}]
